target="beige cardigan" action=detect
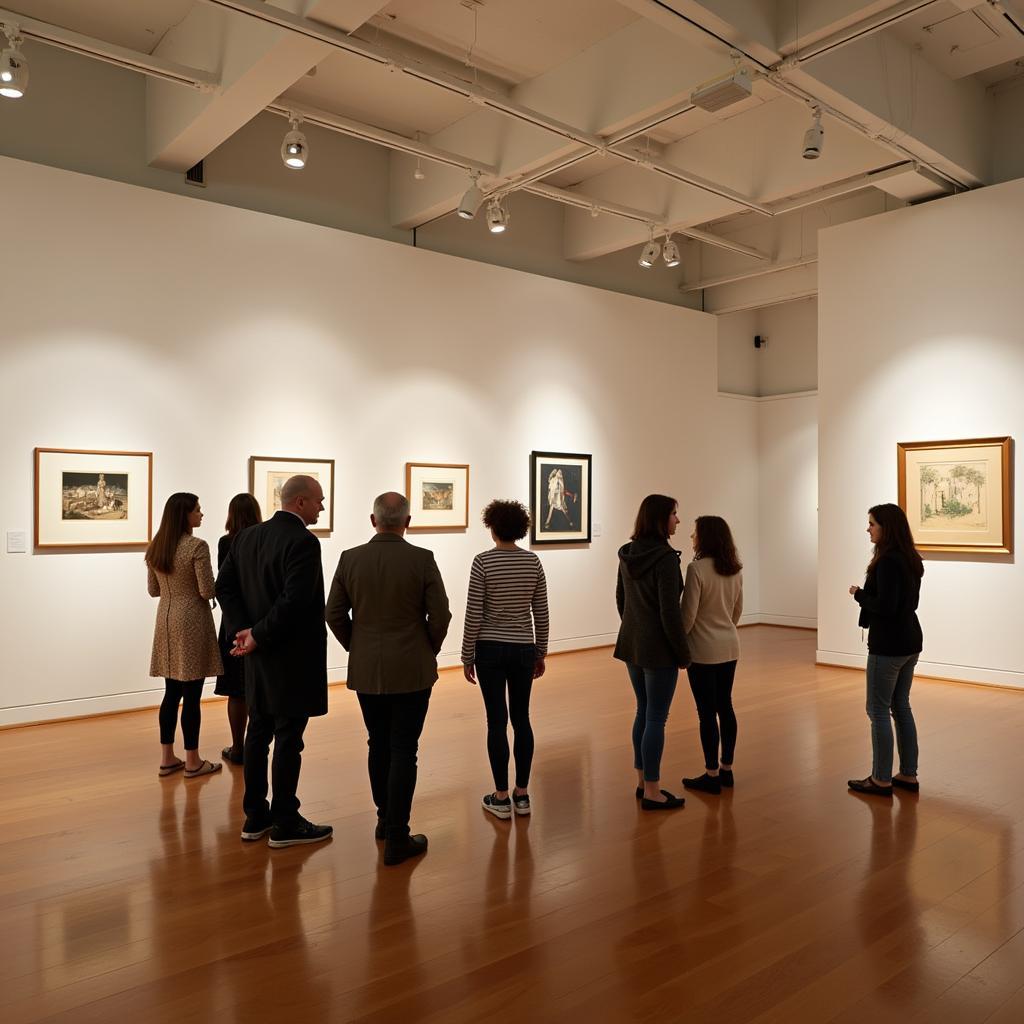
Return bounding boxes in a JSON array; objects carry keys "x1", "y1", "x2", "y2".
[{"x1": 681, "y1": 557, "x2": 743, "y2": 664}]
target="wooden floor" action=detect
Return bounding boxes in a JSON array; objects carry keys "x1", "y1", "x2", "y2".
[{"x1": 3, "y1": 627, "x2": 1024, "y2": 1023}]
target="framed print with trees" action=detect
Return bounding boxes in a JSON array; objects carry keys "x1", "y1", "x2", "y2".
[
  {"x1": 405, "y1": 462, "x2": 469, "y2": 531},
  {"x1": 530, "y1": 451, "x2": 591, "y2": 545},
  {"x1": 897, "y1": 437, "x2": 1013, "y2": 554},
  {"x1": 248, "y1": 456, "x2": 335, "y2": 535},
  {"x1": 34, "y1": 447, "x2": 153, "y2": 550}
]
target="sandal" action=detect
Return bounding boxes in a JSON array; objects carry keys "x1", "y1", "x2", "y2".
[
  {"x1": 185, "y1": 759, "x2": 222, "y2": 779},
  {"x1": 158, "y1": 759, "x2": 186, "y2": 777}
]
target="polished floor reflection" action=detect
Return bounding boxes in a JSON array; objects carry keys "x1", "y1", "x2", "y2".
[{"x1": 2, "y1": 627, "x2": 1022, "y2": 1022}]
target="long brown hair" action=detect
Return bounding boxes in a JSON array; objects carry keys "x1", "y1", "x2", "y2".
[
  {"x1": 694, "y1": 515, "x2": 742, "y2": 576},
  {"x1": 867, "y1": 503, "x2": 924, "y2": 578},
  {"x1": 225, "y1": 492, "x2": 262, "y2": 536},
  {"x1": 631, "y1": 494, "x2": 677, "y2": 542},
  {"x1": 145, "y1": 492, "x2": 198, "y2": 574}
]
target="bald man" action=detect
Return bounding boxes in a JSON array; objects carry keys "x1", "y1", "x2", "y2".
[
  {"x1": 216, "y1": 474, "x2": 333, "y2": 848},
  {"x1": 326, "y1": 491, "x2": 451, "y2": 865}
]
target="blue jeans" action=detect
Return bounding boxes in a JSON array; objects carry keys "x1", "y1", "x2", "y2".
[
  {"x1": 866, "y1": 653, "x2": 919, "y2": 784},
  {"x1": 626, "y1": 664, "x2": 678, "y2": 782}
]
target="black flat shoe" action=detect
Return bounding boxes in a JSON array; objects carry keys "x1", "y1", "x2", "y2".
[
  {"x1": 383, "y1": 833, "x2": 428, "y2": 865},
  {"x1": 892, "y1": 777, "x2": 920, "y2": 792},
  {"x1": 848, "y1": 776, "x2": 893, "y2": 797},
  {"x1": 374, "y1": 819, "x2": 385, "y2": 840},
  {"x1": 640, "y1": 790, "x2": 684, "y2": 810},
  {"x1": 635, "y1": 786, "x2": 643, "y2": 799},
  {"x1": 718, "y1": 769, "x2": 734, "y2": 788},
  {"x1": 683, "y1": 773, "x2": 721, "y2": 795}
]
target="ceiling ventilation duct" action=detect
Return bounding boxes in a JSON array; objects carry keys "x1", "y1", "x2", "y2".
[{"x1": 690, "y1": 68, "x2": 753, "y2": 112}]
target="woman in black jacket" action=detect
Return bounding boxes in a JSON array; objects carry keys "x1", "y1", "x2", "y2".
[
  {"x1": 614, "y1": 494, "x2": 690, "y2": 810},
  {"x1": 848, "y1": 503, "x2": 924, "y2": 797},
  {"x1": 214, "y1": 493, "x2": 262, "y2": 765}
]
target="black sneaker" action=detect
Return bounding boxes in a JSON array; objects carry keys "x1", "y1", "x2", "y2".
[
  {"x1": 683, "y1": 773, "x2": 722, "y2": 795},
  {"x1": 482, "y1": 793, "x2": 512, "y2": 819},
  {"x1": 719, "y1": 769, "x2": 734, "y2": 788},
  {"x1": 383, "y1": 833, "x2": 428, "y2": 866},
  {"x1": 512, "y1": 793, "x2": 531, "y2": 816},
  {"x1": 240, "y1": 813, "x2": 273, "y2": 841},
  {"x1": 267, "y1": 816, "x2": 334, "y2": 848}
]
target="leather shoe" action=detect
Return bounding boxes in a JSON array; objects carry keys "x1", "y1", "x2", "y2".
[
  {"x1": 640, "y1": 790, "x2": 684, "y2": 810},
  {"x1": 892, "y1": 777, "x2": 920, "y2": 792},
  {"x1": 383, "y1": 833, "x2": 428, "y2": 865},
  {"x1": 374, "y1": 819, "x2": 385, "y2": 841},
  {"x1": 848, "y1": 776, "x2": 893, "y2": 797}
]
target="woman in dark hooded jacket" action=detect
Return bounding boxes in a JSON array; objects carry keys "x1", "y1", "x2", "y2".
[{"x1": 614, "y1": 494, "x2": 690, "y2": 810}]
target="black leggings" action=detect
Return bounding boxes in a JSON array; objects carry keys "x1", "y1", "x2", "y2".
[
  {"x1": 686, "y1": 661, "x2": 738, "y2": 770},
  {"x1": 159, "y1": 678, "x2": 204, "y2": 749},
  {"x1": 476, "y1": 641, "x2": 536, "y2": 791}
]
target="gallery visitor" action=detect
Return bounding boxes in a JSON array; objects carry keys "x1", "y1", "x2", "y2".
[
  {"x1": 214, "y1": 493, "x2": 262, "y2": 766},
  {"x1": 848, "y1": 503, "x2": 924, "y2": 797},
  {"x1": 679, "y1": 516, "x2": 744, "y2": 794},
  {"x1": 461, "y1": 499, "x2": 550, "y2": 820},
  {"x1": 146, "y1": 492, "x2": 223, "y2": 779},
  {"x1": 613, "y1": 494, "x2": 690, "y2": 811}
]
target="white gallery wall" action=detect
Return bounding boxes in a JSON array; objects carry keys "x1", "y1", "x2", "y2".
[
  {"x1": 818, "y1": 177, "x2": 1024, "y2": 687},
  {"x1": 0, "y1": 156, "x2": 761, "y2": 725}
]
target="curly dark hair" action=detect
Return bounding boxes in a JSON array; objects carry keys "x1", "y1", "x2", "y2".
[{"x1": 482, "y1": 499, "x2": 531, "y2": 542}]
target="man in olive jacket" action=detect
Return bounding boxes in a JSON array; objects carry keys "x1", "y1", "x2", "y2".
[{"x1": 325, "y1": 491, "x2": 451, "y2": 865}]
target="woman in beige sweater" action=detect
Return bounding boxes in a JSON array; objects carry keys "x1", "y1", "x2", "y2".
[
  {"x1": 147, "y1": 492, "x2": 223, "y2": 779},
  {"x1": 680, "y1": 515, "x2": 743, "y2": 794}
]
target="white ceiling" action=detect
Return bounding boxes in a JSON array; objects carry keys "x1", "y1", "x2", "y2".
[{"x1": 3, "y1": 0, "x2": 1023, "y2": 283}]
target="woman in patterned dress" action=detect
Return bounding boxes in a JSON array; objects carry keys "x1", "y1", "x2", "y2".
[{"x1": 147, "y1": 492, "x2": 223, "y2": 778}]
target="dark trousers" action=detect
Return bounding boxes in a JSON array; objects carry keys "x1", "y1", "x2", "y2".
[
  {"x1": 357, "y1": 688, "x2": 432, "y2": 842},
  {"x1": 243, "y1": 709, "x2": 308, "y2": 825},
  {"x1": 159, "y1": 679, "x2": 203, "y2": 749},
  {"x1": 476, "y1": 640, "x2": 536, "y2": 791},
  {"x1": 626, "y1": 663, "x2": 679, "y2": 782},
  {"x1": 686, "y1": 660, "x2": 738, "y2": 770}
]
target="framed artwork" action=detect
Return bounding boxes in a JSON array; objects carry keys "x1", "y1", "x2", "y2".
[
  {"x1": 34, "y1": 448, "x2": 153, "y2": 550},
  {"x1": 897, "y1": 437, "x2": 1013, "y2": 554},
  {"x1": 405, "y1": 462, "x2": 469, "y2": 530},
  {"x1": 248, "y1": 456, "x2": 335, "y2": 534},
  {"x1": 530, "y1": 451, "x2": 591, "y2": 545}
]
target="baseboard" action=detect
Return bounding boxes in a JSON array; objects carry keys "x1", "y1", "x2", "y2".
[
  {"x1": 0, "y1": 633, "x2": 622, "y2": 728},
  {"x1": 757, "y1": 614, "x2": 817, "y2": 630},
  {"x1": 816, "y1": 650, "x2": 1024, "y2": 691}
]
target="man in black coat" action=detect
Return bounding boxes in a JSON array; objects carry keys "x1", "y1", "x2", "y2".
[{"x1": 216, "y1": 475, "x2": 333, "y2": 848}]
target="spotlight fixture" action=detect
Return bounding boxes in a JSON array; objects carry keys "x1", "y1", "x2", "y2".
[
  {"x1": 0, "y1": 25, "x2": 28, "y2": 99},
  {"x1": 802, "y1": 107, "x2": 824, "y2": 160},
  {"x1": 457, "y1": 171, "x2": 484, "y2": 220},
  {"x1": 662, "y1": 235, "x2": 681, "y2": 268},
  {"x1": 486, "y1": 196, "x2": 509, "y2": 233},
  {"x1": 638, "y1": 226, "x2": 660, "y2": 269},
  {"x1": 413, "y1": 159, "x2": 425, "y2": 181},
  {"x1": 281, "y1": 114, "x2": 308, "y2": 169}
]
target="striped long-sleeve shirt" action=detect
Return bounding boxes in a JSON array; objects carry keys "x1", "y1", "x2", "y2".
[{"x1": 461, "y1": 548, "x2": 549, "y2": 663}]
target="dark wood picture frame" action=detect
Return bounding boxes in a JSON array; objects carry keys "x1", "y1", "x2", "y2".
[
  {"x1": 405, "y1": 462, "x2": 470, "y2": 531},
  {"x1": 34, "y1": 447, "x2": 153, "y2": 551},
  {"x1": 530, "y1": 450, "x2": 592, "y2": 546},
  {"x1": 248, "y1": 456, "x2": 335, "y2": 535},
  {"x1": 897, "y1": 436, "x2": 1013, "y2": 554}
]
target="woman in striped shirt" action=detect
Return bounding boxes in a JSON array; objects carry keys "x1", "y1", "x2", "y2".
[{"x1": 462, "y1": 499, "x2": 550, "y2": 819}]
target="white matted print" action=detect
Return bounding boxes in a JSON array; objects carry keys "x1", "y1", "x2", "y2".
[
  {"x1": 249, "y1": 456, "x2": 335, "y2": 534},
  {"x1": 35, "y1": 448, "x2": 153, "y2": 550},
  {"x1": 405, "y1": 463, "x2": 469, "y2": 530}
]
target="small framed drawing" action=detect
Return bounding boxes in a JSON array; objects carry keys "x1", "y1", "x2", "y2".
[
  {"x1": 405, "y1": 462, "x2": 469, "y2": 530},
  {"x1": 897, "y1": 437, "x2": 1013, "y2": 554},
  {"x1": 249, "y1": 456, "x2": 335, "y2": 534},
  {"x1": 530, "y1": 451, "x2": 591, "y2": 545},
  {"x1": 34, "y1": 447, "x2": 153, "y2": 550}
]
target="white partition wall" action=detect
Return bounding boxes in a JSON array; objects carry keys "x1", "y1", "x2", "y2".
[
  {"x1": 817, "y1": 178, "x2": 1024, "y2": 687},
  {"x1": 0, "y1": 157, "x2": 761, "y2": 725}
]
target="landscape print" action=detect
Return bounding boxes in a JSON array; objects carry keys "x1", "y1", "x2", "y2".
[
  {"x1": 421, "y1": 481, "x2": 454, "y2": 511},
  {"x1": 918, "y1": 460, "x2": 987, "y2": 532},
  {"x1": 61, "y1": 472, "x2": 128, "y2": 520}
]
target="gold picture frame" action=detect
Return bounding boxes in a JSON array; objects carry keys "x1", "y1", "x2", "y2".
[
  {"x1": 897, "y1": 437, "x2": 1013, "y2": 554},
  {"x1": 248, "y1": 456, "x2": 335, "y2": 535}
]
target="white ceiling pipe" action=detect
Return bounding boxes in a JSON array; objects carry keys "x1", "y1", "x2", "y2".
[
  {"x1": 524, "y1": 182, "x2": 768, "y2": 260},
  {"x1": 266, "y1": 102, "x2": 498, "y2": 176},
  {"x1": 200, "y1": 0, "x2": 771, "y2": 216},
  {"x1": 767, "y1": 161, "x2": 922, "y2": 214},
  {"x1": 679, "y1": 256, "x2": 818, "y2": 293},
  {"x1": 777, "y1": 0, "x2": 943, "y2": 68},
  {"x1": 0, "y1": 6, "x2": 217, "y2": 90}
]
